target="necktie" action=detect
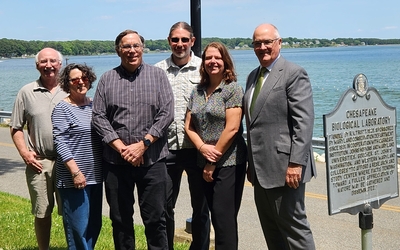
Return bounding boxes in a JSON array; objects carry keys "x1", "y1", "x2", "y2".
[{"x1": 250, "y1": 67, "x2": 267, "y2": 115}]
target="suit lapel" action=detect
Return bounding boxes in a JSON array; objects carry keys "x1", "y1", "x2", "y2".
[{"x1": 250, "y1": 57, "x2": 285, "y2": 125}]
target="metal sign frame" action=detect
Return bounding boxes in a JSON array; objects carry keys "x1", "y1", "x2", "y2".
[{"x1": 323, "y1": 74, "x2": 398, "y2": 215}]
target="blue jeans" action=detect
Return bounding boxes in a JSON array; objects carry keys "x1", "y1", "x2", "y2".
[{"x1": 58, "y1": 184, "x2": 103, "y2": 250}]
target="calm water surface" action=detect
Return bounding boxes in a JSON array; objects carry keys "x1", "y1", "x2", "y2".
[{"x1": 1, "y1": 46, "x2": 399, "y2": 142}]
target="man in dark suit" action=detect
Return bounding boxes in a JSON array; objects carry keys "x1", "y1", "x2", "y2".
[{"x1": 244, "y1": 23, "x2": 316, "y2": 250}]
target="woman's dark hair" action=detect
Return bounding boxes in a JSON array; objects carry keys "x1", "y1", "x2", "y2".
[
  {"x1": 199, "y1": 42, "x2": 237, "y2": 86},
  {"x1": 58, "y1": 63, "x2": 97, "y2": 93}
]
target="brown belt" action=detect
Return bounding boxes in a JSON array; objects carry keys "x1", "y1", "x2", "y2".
[{"x1": 35, "y1": 156, "x2": 56, "y2": 160}]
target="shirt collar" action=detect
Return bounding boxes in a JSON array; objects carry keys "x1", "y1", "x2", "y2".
[
  {"x1": 117, "y1": 63, "x2": 143, "y2": 79},
  {"x1": 197, "y1": 81, "x2": 225, "y2": 93},
  {"x1": 166, "y1": 51, "x2": 198, "y2": 70},
  {"x1": 261, "y1": 54, "x2": 280, "y2": 72},
  {"x1": 33, "y1": 78, "x2": 59, "y2": 92},
  {"x1": 33, "y1": 78, "x2": 45, "y2": 90}
]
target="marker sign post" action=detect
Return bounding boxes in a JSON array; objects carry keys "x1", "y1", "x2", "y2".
[{"x1": 323, "y1": 74, "x2": 398, "y2": 249}]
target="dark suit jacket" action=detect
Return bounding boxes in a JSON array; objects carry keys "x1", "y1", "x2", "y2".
[{"x1": 244, "y1": 56, "x2": 316, "y2": 189}]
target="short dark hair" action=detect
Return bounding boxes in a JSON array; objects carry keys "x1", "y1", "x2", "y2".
[
  {"x1": 115, "y1": 30, "x2": 145, "y2": 49},
  {"x1": 58, "y1": 63, "x2": 97, "y2": 93}
]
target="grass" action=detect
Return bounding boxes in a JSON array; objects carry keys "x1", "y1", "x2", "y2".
[{"x1": 0, "y1": 191, "x2": 190, "y2": 250}]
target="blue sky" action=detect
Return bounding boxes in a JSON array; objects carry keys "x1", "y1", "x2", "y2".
[{"x1": 1, "y1": 0, "x2": 399, "y2": 41}]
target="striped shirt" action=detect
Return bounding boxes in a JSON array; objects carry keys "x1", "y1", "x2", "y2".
[
  {"x1": 92, "y1": 63, "x2": 174, "y2": 167},
  {"x1": 154, "y1": 51, "x2": 201, "y2": 150},
  {"x1": 52, "y1": 100, "x2": 103, "y2": 188}
]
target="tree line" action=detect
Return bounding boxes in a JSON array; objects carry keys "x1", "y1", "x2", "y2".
[{"x1": 1, "y1": 37, "x2": 399, "y2": 58}]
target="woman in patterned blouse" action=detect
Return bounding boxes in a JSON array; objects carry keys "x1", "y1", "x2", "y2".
[{"x1": 184, "y1": 42, "x2": 247, "y2": 250}]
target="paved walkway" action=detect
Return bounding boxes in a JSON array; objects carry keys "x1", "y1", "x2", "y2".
[{"x1": 1, "y1": 127, "x2": 400, "y2": 249}]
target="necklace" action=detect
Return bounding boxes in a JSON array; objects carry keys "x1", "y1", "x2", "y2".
[
  {"x1": 205, "y1": 80, "x2": 221, "y2": 101},
  {"x1": 205, "y1": 86, "x2": 217, "y2": 100}
]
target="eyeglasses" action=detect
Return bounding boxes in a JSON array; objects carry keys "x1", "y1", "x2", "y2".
[
  {"x1": 170, "y1": 37, "x2": 190, "y2": 43},
  {"x1": 37, "y1": 59, "x2": 60, "y2": 66},
  {"x1": 69, "y1": 76, "x2": 89, "y2": 85},
  {"x1": 120, "y1": 43, "x2": 143, "y2": 52},
  {"x1": 252, "y1": 38, "x2": 280, "y2": 48}
]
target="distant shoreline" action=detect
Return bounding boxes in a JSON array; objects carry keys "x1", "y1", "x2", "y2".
[
  {"x1": 2, "y1": 44, "x2": 400, "y2": 60},
  {"x1": 2, "y1": 37, "x2": 400, "y2": 58}
]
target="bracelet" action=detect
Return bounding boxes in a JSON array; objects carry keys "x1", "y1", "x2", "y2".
[
  {"x1": 72, "y1": 170, "x2": 81, "y2": 178},
  {"x1": 199, "y1": 143, "x2": 206, "y2": 151},
  {"x1": 206, "y1": 160, "x2": 217, "y2": 166}
]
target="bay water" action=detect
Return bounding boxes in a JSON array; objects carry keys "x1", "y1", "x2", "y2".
[{"x1": 1, "y1": 46, "x2": 399, "y2": 142}]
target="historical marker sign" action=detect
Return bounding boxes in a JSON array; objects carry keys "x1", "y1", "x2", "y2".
[{"x1": 323, "y1": 74, "x2": 398, "y2": 215}]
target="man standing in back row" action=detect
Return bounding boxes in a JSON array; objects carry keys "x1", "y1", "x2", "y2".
[
  {"x1": 155, "y1": 21, "x2": 210, "y2": 250},
  {"x1": 10, "y1": 48, "x2": 68, "y2": 250},
  {"x1": 244, "y1": 23, "x2": 316, "y2": 250}
]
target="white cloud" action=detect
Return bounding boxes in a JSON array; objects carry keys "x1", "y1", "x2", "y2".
[
  {"x1": 100, "y1": 15, "x2": 113, "y2": 20},
  {"x1": 383, "y1": 26, "x2": 397, "y2": 30}
]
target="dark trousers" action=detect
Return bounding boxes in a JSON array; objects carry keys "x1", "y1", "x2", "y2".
[
  {"x1": 203, "y1": 163, "x2": 246, "y2": 250},
  {"x1": 254, "y1": 177, "x2": 315, "y2": 250},
  {"x1": 104, "y1": 161, "x2": 168, "y2": 250},
  {"x1": 166, "y1": 148, "x2": 210, "y2": 250}
]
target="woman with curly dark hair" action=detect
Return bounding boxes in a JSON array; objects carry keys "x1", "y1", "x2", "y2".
[
  {"x1": 185, "y1": 42, "x2": 247, "y2": 250},
  {"x1": 51, "y1": 63, "x2": 103, "y2": 250}
]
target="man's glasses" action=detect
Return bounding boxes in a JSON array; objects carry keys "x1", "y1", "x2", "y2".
[
  {"x1": 120, "y1": 43, "x2": 143, "y2": 52},
  {"x1": 69, "y1": 76, "x2": 89, "y2": 85},
  {"x1": 252, "y1": 38, "x2": 280, "y2": 48},
  {"x1": 37, "y1": 59, "x2": 60, "y2": 66},
  {"x1": 170, "y1": 37, "x2": 190, "y2": 43}
]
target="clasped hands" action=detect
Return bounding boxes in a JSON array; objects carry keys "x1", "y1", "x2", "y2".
[
  {"x1": 121, "y1": 142, "x2": 145, "y2": 167},
  {"x1": 199, "y1": 144, "x2": 222, "y2": 182}
]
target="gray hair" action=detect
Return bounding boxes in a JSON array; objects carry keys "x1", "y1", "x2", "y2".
[{"x1": 34, "y1": 48, "x2": 63, "y2": 63}]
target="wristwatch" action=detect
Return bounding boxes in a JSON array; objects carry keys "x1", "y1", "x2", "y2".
[
  {"x1": 142, "y1": 138, "x2": 151, "y2": 147},
  {"x1": 206, "y1": 160, "x2": 217, "y2": 166}
]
